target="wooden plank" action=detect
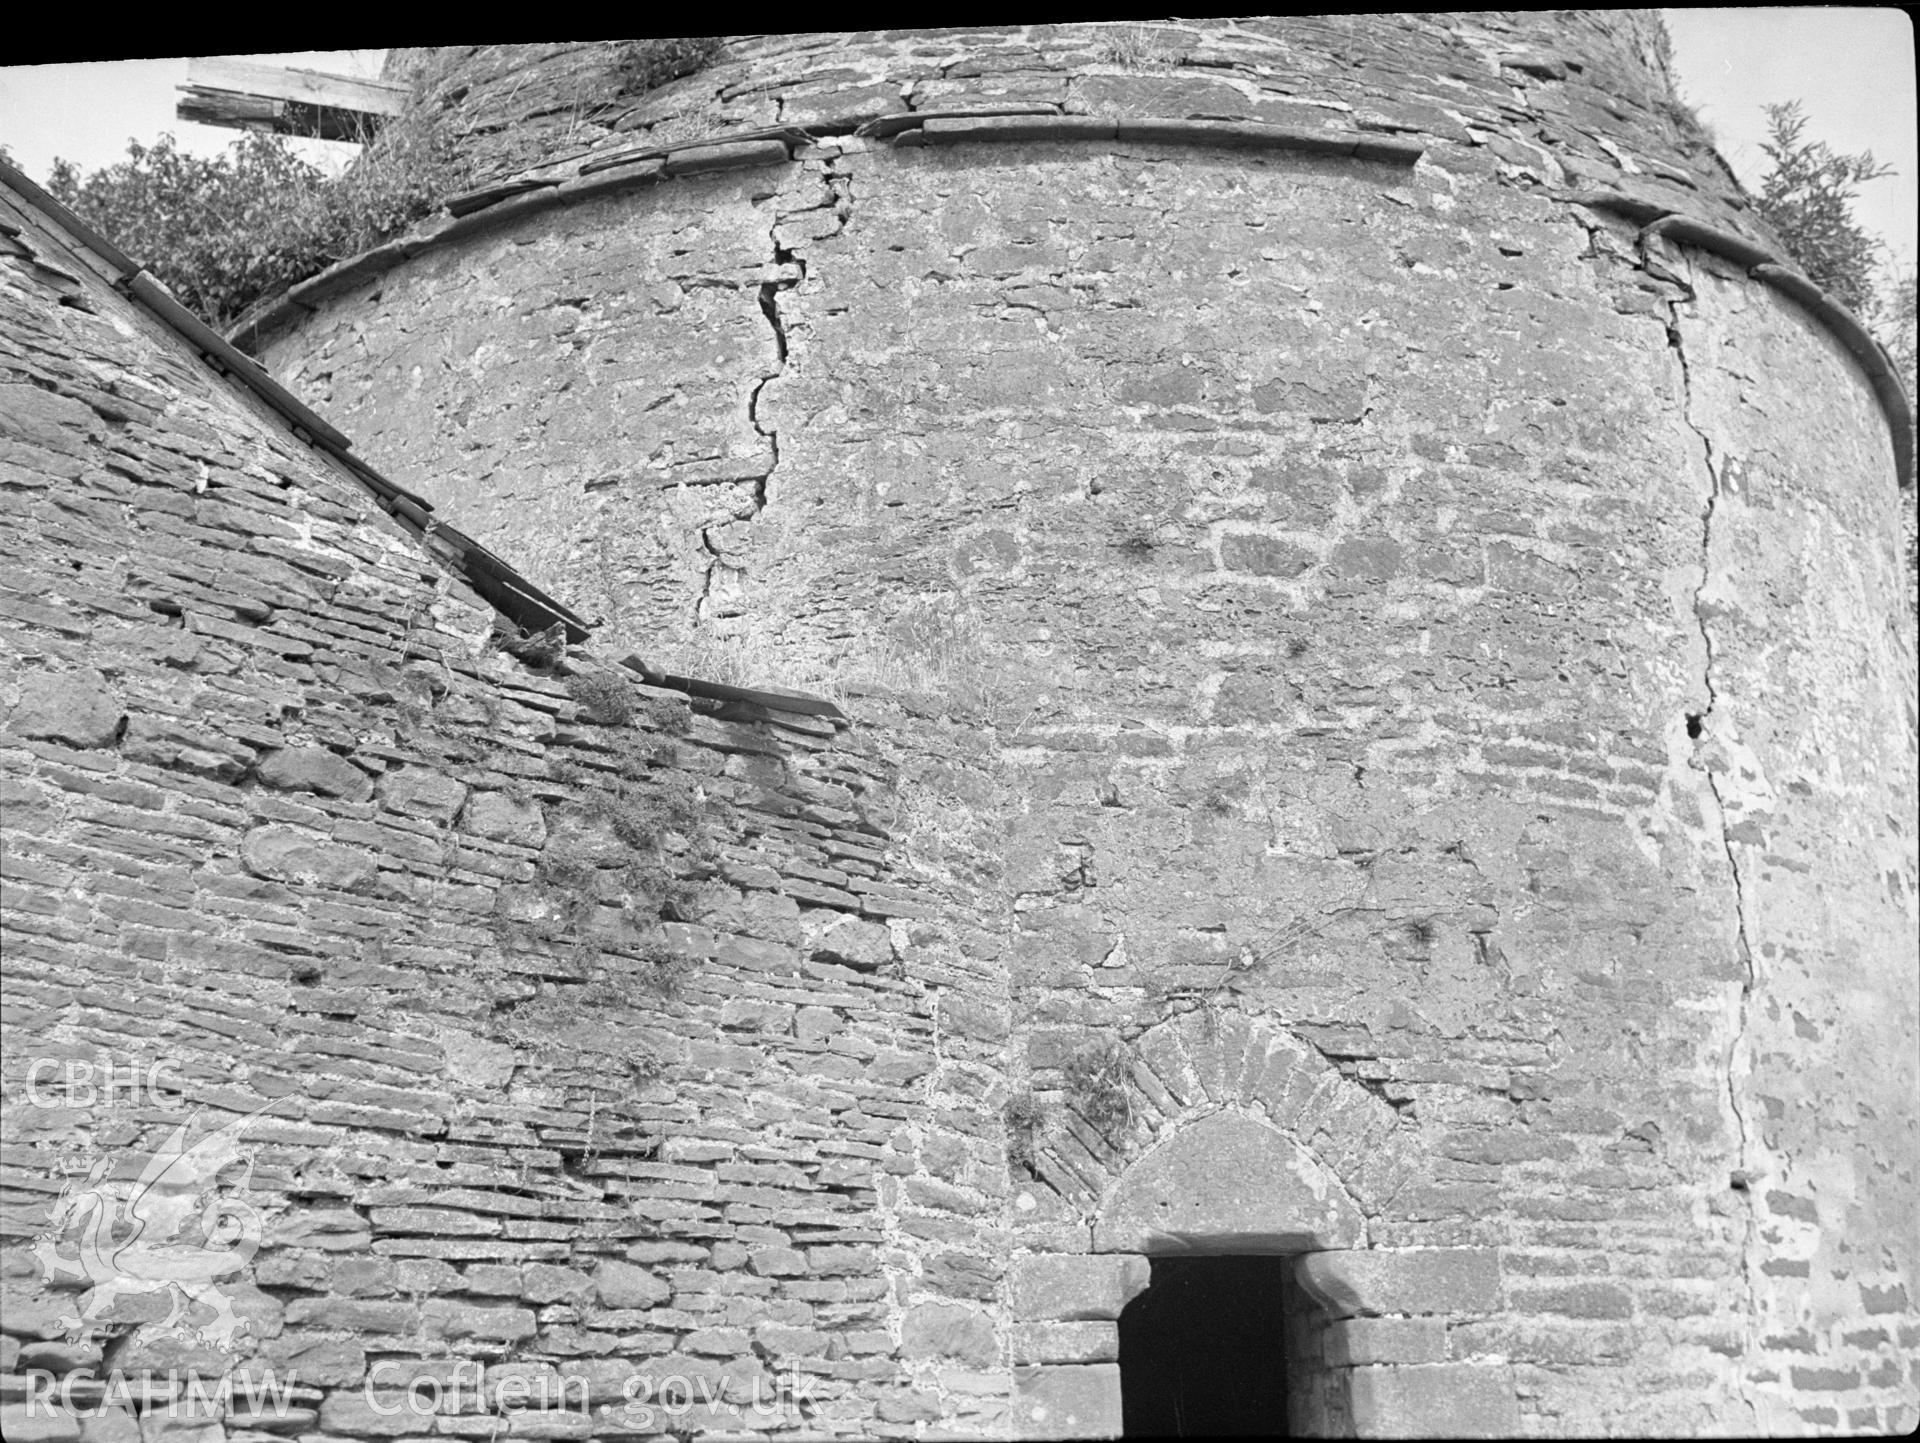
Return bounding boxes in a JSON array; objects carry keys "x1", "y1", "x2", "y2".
[
  {"x1": 176, "y1": 92, "x2": 380, "y2": 143},
  {"x1": 428, "y1": 521, "x2": 594, "y2": 634},
  {"x1": 618, "y1": 654, "x2": 847, "y2": 721},
  {"x1": 176, "y1": 91, "x2": 287, "y2": 128},
  {"x1": 330, "y1": 449, "x2": 435, "y2": 515},
  {"x1": 177, "y1": 57, "x2": 406, "y2": 141},
  {"x1": 462, "y1": 565, "x2": 591, "y2": 645},
  {"x1": 184, "y1": 58, "x2": 406, "y2": 116}
]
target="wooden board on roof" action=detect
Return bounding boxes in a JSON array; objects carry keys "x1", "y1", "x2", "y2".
[{"x1": 177, "y1": 58, "x2": 407, "y2": 142}]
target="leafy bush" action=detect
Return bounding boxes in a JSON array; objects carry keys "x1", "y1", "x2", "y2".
[
  {"x1": 1754, "y1": 101, "x2": 1892, "y2": 316},
  {"x1": 1751, "y1": 104, "x2": 1915, "y2": 619},
  {"x1": 48, "y1": 133, "x2": 323, "y2": 323},
  {"x1": 44, "y1": 102, "x2": 467, "y2": 329},
  {"x1": 1884, "y1": 265, "x2": 1917, "y2": 398}
]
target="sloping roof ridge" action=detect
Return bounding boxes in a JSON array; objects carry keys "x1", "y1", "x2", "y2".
[{"x1": 0, "y1": 154, "x2": 596, "y2": 643}]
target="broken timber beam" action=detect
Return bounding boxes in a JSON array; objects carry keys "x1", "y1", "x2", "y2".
[{"x1": 176, "y1": 57, "x2": 407, "y2": 142}]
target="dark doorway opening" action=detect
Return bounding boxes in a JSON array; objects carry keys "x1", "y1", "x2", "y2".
[{"x1": 1118, "y1": 1254, "x2": 1293, "y2": 1437}]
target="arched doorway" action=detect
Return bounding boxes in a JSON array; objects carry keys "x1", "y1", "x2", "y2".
[
  {"x1": 1011, "y1": 1019, "x2": 1517, "y2": 1439},
  {"x1": 1098, "y1": 1111, "x2": 1363, "y2": 1437}
]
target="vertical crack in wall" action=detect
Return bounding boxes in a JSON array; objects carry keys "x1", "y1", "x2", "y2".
[
  {"x1": 692, "y1": 208, "x2": 799, "y2": 625},
  {"x1": 694, "y1": 159, "x2": 847, "y2": 625},
  {"x1": 750, "y1": 255, "x2": 789, "y2": 525},
  {"x1": 823, "y1": 157, "x2": 855, "y2": 242},
  {"x1": 692, "y1": 526, "x2": 731, "y2": 624},
  {"x1": 1667, "y1": 281, "x2": 1763, "y2": 1426}
]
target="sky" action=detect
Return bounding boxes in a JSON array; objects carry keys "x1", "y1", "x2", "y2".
[
  {"x1": 0, "y1": 14, "x2": 1913, "y2": 264},
  {"x1": 0, "y1": 51, "x2": 389, "y2": 179},
  {"x1": 1663, "y1": 8, "x2": 1914, "y2": 264}
]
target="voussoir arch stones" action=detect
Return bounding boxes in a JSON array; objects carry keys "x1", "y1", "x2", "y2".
[{"x1": 1039, "y1": 1010, "x2": 1411, "y2": 1228}]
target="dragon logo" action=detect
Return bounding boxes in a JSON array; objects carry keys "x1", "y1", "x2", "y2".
[{"x1": 32, "y1": 1100, "x2": 281, "y2": 1350}]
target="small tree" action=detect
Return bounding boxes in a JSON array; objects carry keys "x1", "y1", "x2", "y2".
[
  {"x1": 44, "y1": 107, "x2": 465, "y2": 330},
  {"x1": 1881, "y1": 264, "x2": 1917, "y2": 398},
  {"x1": 1754, "y1": 100, "x2": 1893, "y2": 315},
  {"x1": 1754, "y1": 108, "x2": 1915, "y2": 620},
  {"x1": 1873, "y1": 264, "x2": 1920, "y2": 623},
  {"x1": 48, "y1": 134, "x2": 333, "y2": 324}
]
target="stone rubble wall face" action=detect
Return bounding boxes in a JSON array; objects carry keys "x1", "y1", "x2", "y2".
[
  {"x1": 264, "y1": 168, "x2": 1920, "y2": 1443},
  {"x1": 1670, "y1": 258, "x2": 1920, "y2": 1433},
  {"x1": 1, "y1": 189, "x2": 1017, "y2": 1439},
  {"x1": 266, "y1": 20, "x2": 1920, "y2": 1440},
  {"x1": 36, "y1": 15, "x2": 1920, "y2": 1440}
]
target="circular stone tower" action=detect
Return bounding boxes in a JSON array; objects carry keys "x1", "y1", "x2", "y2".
[{"x1": 246, "y1": 18, "x2": 1918, "y2": 1437}]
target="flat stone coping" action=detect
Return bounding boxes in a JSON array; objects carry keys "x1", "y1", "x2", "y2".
[
  {"x1": 1573, "y1": 191, "x2": 1913, "y2": 489},
  {"x1": 223, "y1": 111, "x2": 1426, "y2": 350},
  {"x1": 220, "y1": 112, "x2": 1914, "y2": 492}
]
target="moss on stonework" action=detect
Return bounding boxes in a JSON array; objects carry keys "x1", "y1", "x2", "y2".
[
  {"x1": 1004, "y1": 1088, "x2": 1049, "y2": 1172},
  {"x1": 611, "y1": 37, "x2": 725, "y2": 98},
  {"x1": 1064, "y1": 1038, "x2": 1135, "y2": 1135}
]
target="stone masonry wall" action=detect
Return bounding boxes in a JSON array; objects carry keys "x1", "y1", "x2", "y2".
[
  {"x1": 1, "y1": 178, "x2": 1025, "y2": 1440},
  {"x1": 248, "y1": 19, "x2": 1920, "y2": 1438},
  {"x1": 1673, "y1": 253, "x2": 1920, "y2": 1432},
  {"x1": 382, "y1": 16, "x2": 1739, "y2": 233}
]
